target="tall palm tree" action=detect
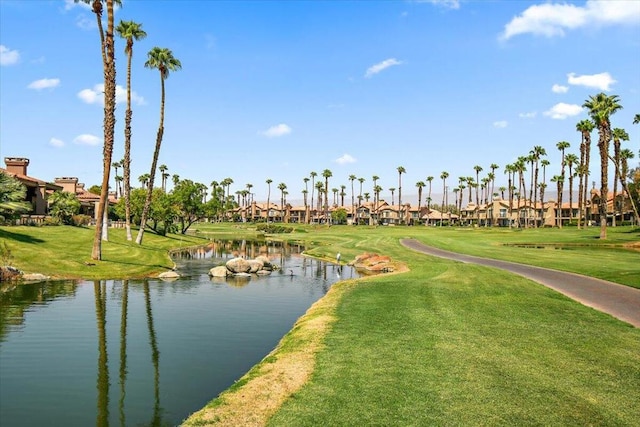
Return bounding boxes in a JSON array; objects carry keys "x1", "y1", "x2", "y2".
[
  {"x1": 112, "y1": 160, "x2": 121, "y2": 197},
  {"x1": 77, "y1": 0, "x2": 119, "y2": 259},
  {"x1": 503, "y1": 164, "x2": 514, "y2": 227},
  {"x1": 315, "y1": 182, "x2": 324, "y2": 213},
  {"x1": 619, "y1": 148, "x2": 640, "y2": 224},
  {"x1": 440, "y1": 171, "x2": 449, "y2": 227},
  {"x1": 556, "y1": 141, "x2": 570, "y2": 206},
  {"x1": 540, "y1": 159, "x2": 550, "y2": 225},
  {"x1": 136, "y1": 47, "x2": 182, "y2": 245},
  {"x1": 389, "y1": 188, "x2": 396, "y2": 206},
  {"x1": 583, "y1": 93, "x2": 623, "y2": 239},
  {"x1": 550, "y1": 175, "x2": 564, "y2": 227},
  {"x1": 416, "y1": 181, "x2": 425, "y2": 224},
  {"x1": 322, "y1": 169, "x2": 332, "y2": 224},
  {"x1": 426, "y1": 176, "x2": 433, "y2": 225},
  {"x1": 514, "y1": 157, "x2": 527, "y2": 227},
  {"x1": 303, "y1": 178, "x2": 309, "y2": 208},
  {"x1": 310, "y1": 172, "x2": 317, "y2": 222},
  {"x1": 348, "y1": 174, "x2": 356, "y2": 217},
  {"x1": 530, "y1": 146, "x2": 546, "y2": 227},
  {"x1": 116, "y1": 19, "x2": 146, "y2": 241},
  {"x1": 340, "y1": 185, "x2": 346, "y2": 207},
  {"x1": 370, "y1": 175, "x2": 379, "y2": 215},
  {"x1": 576, "y1": 119, "x2": 595, "y2": 229},
  {"x1": 489, "y1": 163, "x2": 499, "y2": 202},
  {"x1": 158, "y1": 164, "x2": 168, "y2": 192},
  {"x1": 115, "y1": 175, "x2": 123, "y2": 199},
  {"x1": 278, "y1": 182, "x2": 287, "y2": 222},
  {"x1": 564, "y1": 153, "x2": 579, "y2": 222},
  {"x1": 246, "y1": 183, "x2": 253, "y2": 204},
  {"x1": 456, "y1": 185, "x2": 465, "y2": 221},
  {"x1": 374, "y1": 185, "x2": 382, "y2": 224},
  {"x1": 265, "y1": 179, "x2": 272, "y2": 223},
  {"x1": 358, "y1": 177, "x2": 365, "y2": 207},
  {"x1": 473, "y1": 165, "x2": 482, "y2": 224},
  {"x1": 139, "y1": 173, "x2": 150, "y2": 189},
  {"x1": 396, "y1": 166, "x2": 405, "y2": 224},
  {"x1": 611, "y1": 128, "x2": 629, "y2": 226}
]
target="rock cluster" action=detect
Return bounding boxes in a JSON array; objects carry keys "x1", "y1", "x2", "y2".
[
  {"x1": 349, "y1": 253, "x2": 395, "y2": 273},
  {"x1": 209, "y1": 256, "x2": 278, "y2": 278},
  {"x1": 0, "y1": 266, "x2": 51, "y2": 283}
]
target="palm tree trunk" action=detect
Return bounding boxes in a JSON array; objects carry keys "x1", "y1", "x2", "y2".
[
  {"x1": 124, "y1": 107, "x2": 133, "y2": 241},
  {"x1": 598, "y1": 133, "x2": 609, "y2": 239},
  {"x1": 91, "y1": 0, "x2": 116, "y2": 260},
  {"x1": 136, "y1": 78, "x2": 165, "y2": 245}
]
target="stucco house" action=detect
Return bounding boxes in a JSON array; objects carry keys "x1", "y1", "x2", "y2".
[{"x1": 1, "y1": 157, "x2": 61, "y2": 216}]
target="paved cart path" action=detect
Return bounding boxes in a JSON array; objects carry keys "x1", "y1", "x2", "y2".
[{"x1": 400, "y1": 238, "x2": 640, "y2": 328}]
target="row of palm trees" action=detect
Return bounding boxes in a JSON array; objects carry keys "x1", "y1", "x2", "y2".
[{"x1": 77, "y1": 0, "x2": 181, "y2": 259}]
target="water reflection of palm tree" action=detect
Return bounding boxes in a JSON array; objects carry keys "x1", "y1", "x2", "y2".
[
  {"x1": 94, "y1": 281, "x2": 109, "y2": 427},
  {"x1": 144, "y1": 281, "x2": 162, "y2": 425},
  {"x1": 119, "y1": 280, "x2": 129, "y2": 427}
]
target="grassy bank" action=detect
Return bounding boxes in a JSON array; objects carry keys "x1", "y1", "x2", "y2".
[
  {"x1": 184, "y1": 224, "x2": 640, "y2": 426},
  {"x1": 0, "y1": 225, "x2": 209, "y2": 279}
]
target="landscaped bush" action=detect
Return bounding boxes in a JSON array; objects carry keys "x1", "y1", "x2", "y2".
[
  {"x1": 72, "y1": 214, "x2": 92, "y2": 226},
  {"x1": 43, "y1": 216, "x2": 62, "y2": 226},
  {"x1": 256, "y1": 224, "x2": 293, "y2": 234}
]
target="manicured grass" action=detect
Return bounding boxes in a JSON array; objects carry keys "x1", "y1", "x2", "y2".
[
  {"x1": 269, "y1": 258, "x2": 639, "y2": 426},
  {"x1": 183, "y1": 223, "x2": 640, "y2": 426},
  {"x1": 0, "y1": 225, "x2": 209, "y2": 279}
]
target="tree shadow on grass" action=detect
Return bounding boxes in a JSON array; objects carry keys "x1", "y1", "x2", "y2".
[{"x1": 0, "y1": 229, "x2": 45, "y2": 244}]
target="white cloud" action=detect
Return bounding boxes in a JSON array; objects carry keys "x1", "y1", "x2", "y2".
[
  {"x1": 27, "y1": 78, "x2": 60, "y2": 90},
  {"x1": 73, "y1": 134, "x2": 101, "y2": 146},
  {"x1": 78, "y1": 84, "x2": 145, "y2": 105},
  {"x1": 552, "y1": 84, "x2": 569, "y2": 93},
  {"x1": 64, "y1": 0, "x2": 89, "y2": 10},
  {"x1": 414, "y1": 0, "x2": 460, "y2": 9},
  {"x1": 261, "y1": 123, "x2": 292, "y2": 138},
  {"x1": 365, "y1": 58, "x2": 403, "y2": 78},
  {"x1": 519, "y1": 112, "x2": 537, "y2": 119},
  {"x1": 500, "y1": 0, "x2": 640, "y2": 40},
  {"x1": 49, "y1": 138, "x2": 65, "y2": 148},
  {"x1": 335, "y1": 154, "x2": 357, "y2": 165},
  {"x1": 543, "y1": 103, "x2": 583, "y2": 120},
  {"x1": 567, "y1": 72, "x2": 616, "y2": 91},
  {"x1": 493, "y1": 120, "x2": 508, "y2": 129},
  {"x1": 0, "y1": 45, "x2": 20, "y2": 66}
]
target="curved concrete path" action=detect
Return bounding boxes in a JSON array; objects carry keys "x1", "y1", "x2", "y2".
[{"x1": 400, "y1": 238, "x2": 640, "y2": 328}]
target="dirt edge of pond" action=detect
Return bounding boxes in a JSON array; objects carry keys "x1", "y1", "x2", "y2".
[{"x1": 181, "y1": 255, "x2": 407, "y2": 427}]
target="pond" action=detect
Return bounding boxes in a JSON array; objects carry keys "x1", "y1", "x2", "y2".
[{"x1": 0, "y1": 240, "x2": 358, "y2": 427}]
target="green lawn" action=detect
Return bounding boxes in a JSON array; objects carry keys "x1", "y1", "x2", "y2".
[
  {"x1": 0, "y1": 225, "x2": 209, "y2": 279},
  {"x1": 184, "y1": 223, "x2": 640, "y2": 426}
]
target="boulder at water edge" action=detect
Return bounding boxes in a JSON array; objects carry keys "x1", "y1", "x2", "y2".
[{"x1": 209, "y1": 266, "x2": 229, "y2": 277}]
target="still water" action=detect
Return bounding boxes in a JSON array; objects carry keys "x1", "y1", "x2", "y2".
[{"x1": 0, "y1": 240, "x2": 357, "y2": 427}]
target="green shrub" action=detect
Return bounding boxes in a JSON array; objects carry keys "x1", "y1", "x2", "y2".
[
  {"x1": 0, "y1": 240, "x2": 12, "y2": 266},
  {"x1": 43, "y1": 216, "x2": 62, "y2": 226},
  {"x1": 256, "y1": 224, "x2": 293, "y2": 233},
  {"x1": 72, "y1": 214, "x2": 92, "y2": 226}
]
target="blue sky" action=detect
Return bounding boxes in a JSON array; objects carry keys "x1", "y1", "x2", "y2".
[{"x1": 1, "y1": 0, "x2": 639, "y2": 204}]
